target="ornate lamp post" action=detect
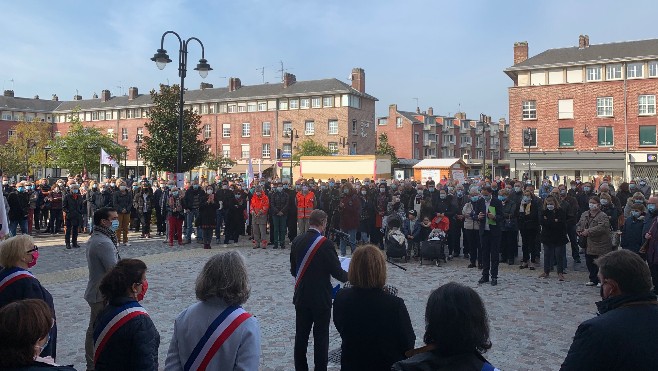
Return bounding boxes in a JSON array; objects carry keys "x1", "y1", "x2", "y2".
[{"x1": 283, "y1": 128, "x2": 299, "y2": 180}]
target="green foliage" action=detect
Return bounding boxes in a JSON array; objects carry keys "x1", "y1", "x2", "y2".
[
  {"x1": 0, "y1": 119, "x2": 53, "y2": 177},
  {"x1": 205, "y1": 152, "x2": 236, "y2": 171},
  {"x1": 292, "y1": 138, "x2": 333, "y2": 165},
  {"x1": 141, "y1": 84, "x2": 208, "y2": 172},
  {"x1": 375, "y1": 132, "x2": 398, "y2": 164},
  {"x1": 50, "y1": 113, "x2": 124, "y2": 176}
]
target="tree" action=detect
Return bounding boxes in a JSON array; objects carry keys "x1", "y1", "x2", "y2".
[
  {"x1": 50, "y1": 114, "x2": 124, "y2": 176},
  {"x1": 375, "y1": 133, "x2": 399, "y2": 165},
  {"x1": 141, "y1": 84, "x2": 208, "y2": 172},
  {"x1": 205, "y1": 152, "x2": 236, "y2": 173},
  {"x1": 6, "y1": 119, "x2": 54, "y2": 177},
  {"x1": 292, "y1": 138, "x2": 333, "y2": 165}
]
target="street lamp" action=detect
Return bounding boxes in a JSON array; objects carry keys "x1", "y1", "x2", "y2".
[
  {"x1": 524, "y1": 127, "x2": 532, "y2": 183},
  {"x1": 151, "y1": 31, "x2": 212, "y2": 174},
  {"x1": 43, "y1": 145, "x2": 51, "y2": 178},
  {"x1": 135, "y1": 135, "x2": 143, "y2": 180},
  {"x1": 283, "y1": 128, "x2": 299, "y2": 180},
  {"x1": 480, "y1": 113, "x2": 488, "y2": 180}
]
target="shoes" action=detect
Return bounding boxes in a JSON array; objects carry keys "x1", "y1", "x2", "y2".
[
  {"x1": 73, "y1": 244, "x2": 81, "y2": 248},
  {"x1": 491, "y1": 279, "x2": 498, "y2": 286},
  {"x1": 66, "y1": 244, "x2": 71, "y2": 249},
  {"x1": 252, "y1": 245, "x2": 260, "y2": 249},
  {"x1": 508, "y1": 259, "x2": 514, "y2": 265},
  {"x1": 539, "y1": 272, "x2": 548, "y2": 278},
  {"x1": 558, "y1": 273, "x2": 565, "y2": 281},
  {"x1": 467, "y1": 263, "x2": 476, "y2": 268},
  {"x1": 223, "y1": 244, "x2": 229, "y2": 248},
  {"x1": 448, "y1": 254, "x2": 453, "y2": 260},
  {"x1": 140, "y1": 234, "x2": 145, "y2": 238},
  {"x1": 273, "y1": 245, "x2": 279, "y2": 249},
  {"x1": 463, "y1": 254, "x2": 469, "y2": 259},
  {"x1": 574, "y1": 259, "x2": 581, "y2": 264},
  {"x1": 519, "y1": 263, "x2": 528, "y2": 269},
  {"x1": 596, "y1": 282, "x2": 602, "y2": 288},
  {"x1": 478, "y1": 264, "x2": 483, "y2": 270},
  {"x1": 280, "y1": 244, "x2": 286, "y2": 249},
  {"x1": 203, "y1": 244, "x2": 211, "y2": 250},
  {"x1": 478, "y1": 277, "x2": 489, "y2": 284},
  {"x1": 585, "y1": 281, "x2": 596, "y2": 286}
]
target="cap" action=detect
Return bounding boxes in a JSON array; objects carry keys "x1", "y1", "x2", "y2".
[{"x1": 407, "y1": 209, "x2": 417, "y2": 216}]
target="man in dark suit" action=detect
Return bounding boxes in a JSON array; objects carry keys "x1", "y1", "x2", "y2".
[
  {"x1": 474, "y1": 186, "x2": 505, "y2": 286},
  {"x1": 290, "y1": 209, "x2": 348, "y2": 371}
]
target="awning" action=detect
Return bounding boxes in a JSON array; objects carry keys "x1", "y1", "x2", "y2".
[{"x1": 227, "y1": 163, "x2": 274, "y2": 174}]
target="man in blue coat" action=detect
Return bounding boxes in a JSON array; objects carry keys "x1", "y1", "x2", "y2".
[{"x1": 474, "y1": 186, "x2": 504, "y2": 286}]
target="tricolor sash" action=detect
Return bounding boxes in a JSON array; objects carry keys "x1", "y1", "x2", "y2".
[
  {"x1": 93, "y1": 301, "x2": 149, "y2": 362},
  {"x1": 184, "y1": 305, "x2": 252, "y2": 371},
  {"x1": 0, "y1": 268, "x2": 35, "y2": 293},
  {"x1": 295, "y1": 234, "x2": 327, "y2": 289}
]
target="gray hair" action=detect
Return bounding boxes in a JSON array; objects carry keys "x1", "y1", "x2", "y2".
[{"x1": 195, "y1": 251, "x2": 250, "y2": 305}]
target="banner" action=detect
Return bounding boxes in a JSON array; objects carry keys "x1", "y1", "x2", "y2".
[
  {"x1": 0, "y1": 185, "x2": 8, "y2": 238},
  {"x1": 100, "y1": 149, "x2": 119, "y2": 169}
]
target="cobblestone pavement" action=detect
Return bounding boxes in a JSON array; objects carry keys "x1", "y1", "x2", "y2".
[{"x1": 31, "y1": 232, "x2": 599, "y2": 371}]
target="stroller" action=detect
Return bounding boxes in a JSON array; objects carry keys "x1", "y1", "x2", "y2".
[
  {"x1": 385, "y1": 216, "x2": 409, "y2": 263},
  {"x1": 419, "y1": 229, "x2": 447, "y2": 266}
]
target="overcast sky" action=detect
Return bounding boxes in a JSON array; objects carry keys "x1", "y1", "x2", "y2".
[{"x1": 2, "y1": 0, "x2": 657, "y2": 120}]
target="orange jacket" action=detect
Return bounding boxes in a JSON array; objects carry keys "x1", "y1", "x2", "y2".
[
  {"x1": 296, "y1": 191, "x2": 315, "y2": 219},
  {"x1": 431, "y1": 215, "x2": 450, "y2": 232},
  {"x1": 250, "y1": 193, "x2": 269, "y2": 216}
]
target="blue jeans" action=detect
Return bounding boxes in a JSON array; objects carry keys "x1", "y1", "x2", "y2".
[
  {"x1": 185, "y1": 209, "x2": 200, "y2": 242},
  {"x1": 215, "y1": 209, "x2": 226, "y2": 240},
  {"x1": 339, "y1": 228, "x2": 357, "y2": 256},
  {"x1": 9, "y1": 219, "x2": 28, "y2": 236}
]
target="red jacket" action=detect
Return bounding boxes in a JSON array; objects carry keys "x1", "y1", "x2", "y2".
[
  {"x1": 250, "y1": 193, "x2": 269, "y2": 216},
  {"x1": 431, "y1": 215, "x2": 450, "y2": 232}
]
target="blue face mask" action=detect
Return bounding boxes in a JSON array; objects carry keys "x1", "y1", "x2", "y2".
[
  {"x1": 483, "y1": 195, "x2": 492, "y2": 201},
  {"x1": 439, "y1": 194, "x2": 446, "y2": 199},
  {"x1": 39, "y1": 333, "x2": 50, "y2": 353},
  {"x1": 456, "y1": 191, "x2": 463, "y2": 197},
  {"x1": 17, "y1": 187, "x2": 24, "y2": 192},
  {"x1": 634, "y1": 199, "x2": 644, "y2": 204},
  {"x1": 648, "y1": 204, "x2": 656, "y2": 213},
  {"x1": 72, "y1": 189, "x2": 79, "y2": 194},
  {"x1": 428, "y1": 187, "x2": 435, "y2": 192},
  {"x1": 193, "y1": 184, "x2": 199, "y2": 189},
  {"x1": 631, "y1": 211, "x2": 641, "y2": 218},
  {"x1": 522, "y1": 196, "x2": 530, "y2": 202},
  {"x1": 471, "y1": 196, "x2": 479, "y2": 202},
  {"x1": 498, "y1": 195, "x2": 506, "y2": 201},
  {"x1": 110, "y1": 219, "x2": 120, "y2": 231},
  {"x1": 172, "y1": 191, "x2": 179, "y2": 197}
]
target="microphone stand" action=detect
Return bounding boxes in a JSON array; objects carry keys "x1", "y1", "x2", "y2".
[{"x1": 334, "y1": 233, "x2": 407, "y2": 271}]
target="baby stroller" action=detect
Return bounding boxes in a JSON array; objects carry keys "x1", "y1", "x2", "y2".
[
  {"x1": 419, "y1": 229, "x2": 447, "y2": 266},
  {"x1": 385, "y1": 216, "x2": 409, "y2": 263}
]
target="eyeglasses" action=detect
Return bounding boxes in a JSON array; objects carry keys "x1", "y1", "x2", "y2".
[{"x1": 26, "y1": 246, "x2": 38, "y2": 254}]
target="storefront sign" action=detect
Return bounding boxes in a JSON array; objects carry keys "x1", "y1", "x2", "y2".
[{"x1": 647, "y1": 154, "x2": 657, "y2": 162}]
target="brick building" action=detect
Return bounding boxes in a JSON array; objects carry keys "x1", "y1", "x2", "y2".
[
  {"x1": 377, "y1": 104, "x2": 509, "y2": 179},
  {"x1": 504, "y1": 36, "x2": 658, "y2": 187},
  {"x1": 0, "y1": 68, "x2": 377, "y2": 179}
]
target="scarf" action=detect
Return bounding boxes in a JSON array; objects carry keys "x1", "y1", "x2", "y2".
[
  {"x1": 94, "y1": 224, "x2": 119, "y2": 249},
  {"x1": 596, "y1": 292, "x2": 657, "y2": 314}
]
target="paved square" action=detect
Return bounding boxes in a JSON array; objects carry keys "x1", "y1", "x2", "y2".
[{"x1": 31, "y1": 232, "x2": 599, "y2": 370}]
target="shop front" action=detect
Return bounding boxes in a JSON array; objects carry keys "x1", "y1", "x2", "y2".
[{"x1": 629, "y1": 152, "x2": 658, "y2": 191}]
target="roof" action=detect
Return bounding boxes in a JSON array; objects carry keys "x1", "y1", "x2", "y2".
[
  {"x1": 0, "y1": 96, "x2": 62, "y2": 113},
  {"x1": 54, "y1": 78, "x2": 377, "y2": 112},
  {"x1": 413, "y1": 158, "x2": 464, "y2": 168},
  {"x1": 398, "y1": 110, "x2": 422, "y2": 123},
  {"x1": 397, "y1": 158, "x2": 420, "y2": 166},
  {"x1": 506, "y1": 38, "x2": 658, "y2": 71}
]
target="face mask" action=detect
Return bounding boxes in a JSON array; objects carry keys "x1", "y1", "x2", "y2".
[
  {"x1": 634, "y1": 199, "x2": 644, "y2": 204},
  {"x1": 514, "y1": 187, "x2": 521, "y2": 193},
  {"x1": 17, "y1": 187, "x2": 24, "y2": 192},
  {"x1": 283, "y1": 184, "x2": 289, "y2": 189},
  {"x1": 119, "y1": 186, "x2": 126, "y2": 191},
  {"x1": 640, "y1": 181, "x2": 647, "y2": 186},
  {"x1": 255, "y1": 192, "x2": 261, "y2": 196},
  {"x1": 648, "y1": 204, "x2": 656, "y2": 213},
  {"x1": 302, "y1": 186, "x2": 309, "y2": 192},
  {"x1": 483, "y1": 195, "x2": 492, "y2": 201},
  {"x1": 361, "y1": 190, "x2": 367, "y2": 195},
  {"x1": 471, "y1": 196, "x2": 479, "y2": 202},
  {"x1": 428, "y1": 187, "x2": 435, "y2": 192},
  {"x1": 276, "y1": 186, "x2": 282, "y2": 192},
  {"x1": 546, "y1": 204, "x2": 555, "y2": 210},
  {"x1": 560, "y1": 190, "x2": 566, "y2": 195},
  {"x1": 630, "y1": 184, "x2": 637, "y2": 189},
  {"x1": 600, "y1": 199, "x2": 609, "y2": 205},
  {"x1": 1, "y1": 181, "x2": 6, "y2": 185},
  {"x1": 583, "y1": 187, "x2": 591, "y2": 192},
  {"x1": 110, "y1": 219, "x2": 120, "y2": 231},
  {"x1": 498, "y1": 195, "x2": 506, "y2": 201},
  {"x1": 491, "y1": 186, "x2": 498, "y2": 191},
  {"x1": 206, "y1": 189, "x2": 213, "y2": 195},
  {"x1": 589, "y1": 203, "x2": 598, "y2": 210},
  {"x1": 439, "y1": 194, "x2": 446, "y2": 199},
  {"x1": 72, "y1": 189, "x2": 79, "y2": 194},
  {"x1": 27, "y1": 250, "x2": 39, "y2": 268},
  {"x1": 343, "y1": 189, "x2": 349, "y2": 194},
  {"x1": 631, "y1": 211, "x2": 641, "y2": 218},
  {"x1": 571, "y1": 186, "x2": 576, "y2": 190},
  {"x1": 132, "y1": 186, "x2": 138, "y2": 191},
  {"x1": 136, "y1": 279, "x2": 148, "y2": 301},
  {"x1": 457, "y1": 191, "x2": 464, "y2": 197},
  {"x1": 391, "y1": 185, "x2": 398, "y2": 190},
  {"x1": 447, "y1": 187, "x2": 454, "y2": 192},
  {"x1": 235, "y1": 194, "x2": 241, "y2": 199},
  {"x1": 193, "y1": 184, "x2": 199, "y2": 189},
  {"x1": 417, "y1": 190, "x2": 423, "y2": 195},
  {"x1": 522, "y1": 196, "x2": 530, "y2": 202},
  {"x1": 172, "y1": 191, "x2": 179, "y2": 197},
  {"x1": 379, "y1": 188, "x2": 385, "y2": 193}
]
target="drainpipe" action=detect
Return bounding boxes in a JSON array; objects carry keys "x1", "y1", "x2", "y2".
[{"x1": 624, "y1": 64, "x2": 630, "y2": 182}]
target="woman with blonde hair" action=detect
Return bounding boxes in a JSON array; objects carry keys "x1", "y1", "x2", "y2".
[{"x1": 333, "y1": 244, "x2": 415, "y2": 370}]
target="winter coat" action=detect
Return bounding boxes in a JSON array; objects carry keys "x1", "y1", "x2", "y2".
[
  {"x1": 621, "y1": 215, "x2": 645, "y2": 253},
  {"x1": 576, "y1": 209, "x2": 612, "y2": 256},
  {"x1": 600, "y1": 204, "x2": 619, "y2": 230},
  {"x1": 112, "y1": 190, "x2": 132, "y2": 214},
  {"x1": 462, "y1": 202, "x2": 480, "y2": 230},
  {"x1": 434, "y1": 196, "x2": 456, "y2": 218},
  {"x1": 402, "y1": 219, "x2": 422, "y2": 241},
  {"x1": 250, "y1": 192, "x2": 270, "y2": 217},
  {"x1": 500, "y1": 199, "x2": 519, "y2": 232},
  {"x1": 269, "y1": 190, "x2": 289, "y2": 216},
  {"x1": 62, "y1": 193, "x2": 84, "y2": 226},
  {"x1": 183, "y1": 187, "x2": 205, "y2": 210},
  {"x1": 559, "y1": 195, "x2": 580, "y2": 225},
  {"x1": 197, "y1": 195, "x2": 219, "y2": 228},
  {"x1": 518, "y1": 198, "x2": 541, "y2": 231},
  {"x1": 540, "y1": 208, "x2": 569, "y2": 245},
  {"x1": 339, "y1": 192, "x2": 362, "y2": 230},
  {"x1": 133, "y1": 189, "x2": 153, "y2": 214},
  {"x1": 7, "y1": 191, "x2": 29, "y2": 221}
]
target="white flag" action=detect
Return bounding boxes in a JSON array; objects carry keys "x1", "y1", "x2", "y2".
[
  {"x1": 100, "y1": 148, "x2": 119, "y2": 169},
  {"x1": 0, "y1": 185, "x2": 9, "y2": 238}
]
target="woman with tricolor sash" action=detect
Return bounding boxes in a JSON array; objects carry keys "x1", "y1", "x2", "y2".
[
  {"x1": 93, "y1": 259, "x2": 159, "y2": 370},
  {"x1": 0, "y1": 234, "x2": 58, "y2": 360},
  {"x1": 164, "y1": 251, "x2": 261, "y2": 371}
]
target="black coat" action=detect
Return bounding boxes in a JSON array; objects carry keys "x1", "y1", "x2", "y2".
[
  {"x1": 197, "y1": 197, "x2": 218, "y2": 228},
  {"x1": 7, "y1": 191, "x2": 29, "y2": 221},
  {"x1": 621, "y1": 215, "x2": 645, "y2": 252},
  {"x1": 290, "y1": 229, "x2": 347, "y2": 309},
  {"x1": 518, "y1": 198, "x2": 542, "y2": 231},
  {"x1": 473, "y1": 197, "x2": 504, "y2": 236},
  {"x1": 540, "y1": 208, "x2": 569, "y2": 245},
  {"x1": 93, "y1": 297, "x2": 160, "y2": 371},
  {"x1": 62, "y1": 193, "x2": 84, "y2": 226},
  {"x1": 393, "y1": 350, "x2": 494, "y2": 371},
  {"x1": 2, "y1": 361, "x2": 76, "y2": 371},
  {"x1": 561, "y1": 293, "x2": 658, "y2": 371},
  {"x1": 333, "y1": 287, "x2": 415, "y2": 371}
]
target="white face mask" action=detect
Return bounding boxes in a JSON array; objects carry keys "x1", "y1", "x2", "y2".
[{"x1": 206, "y1": 189, "x2": 213, "y2": 195}]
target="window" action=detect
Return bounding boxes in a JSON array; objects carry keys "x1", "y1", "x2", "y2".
[
  {"x1": 201, "y1": 104, "x2": 209, "y2": 114},
  {"x1": 54, "y1": 131, "x2": 61, "y2": 138},
  {"x1": 649, "y1": 61, "x2": 658, "y2": 77},
  {"x1": 242, "y1": 123, "x2": 250, "y2": 137},
  {"x1": 289, "y1": 99, "x2": 299, "y2": 109},
  {"x1": 597, "y1": 97, "x2": 614, "y2": 117},
  {"x1": 414, "y1": 133, "x2": 419, "y2": 144},
  {"x1": 305, "y1": 121, "x2": 315, "y2": 135},
  {"x1": 127, "y1": 109, "x2": 134, "y2": 119},
  {"x1": 237, "y1": 105, "x2": 246, "y2": 113},
  {"x1": 311, "y1": 97, "x2": 321, "y2": 108},
  {"x1": 209, "y1": 104, "x2": 216, "y2": 114},
  {"x1": 247, "y1": 102, "x2": 257, "y2": 112},
  {"x1": 241, "y1": 144, "x2": 250, "y2": 159},
  {"x1": 606, "y1": 64, "x2": 622, "y2": 80},
  {"x1": 107, "y1": 111, "x2": 113, "y2": 120},
  {"x1": 192, "y1": 105, "x2": 199, "y2": 113},
  {"x1": 137, "y1": 127, "x2": 143, "y2": 140},
  {"x1": 323, "y1": 96, "x2": 333, "y2": 107},
  {"x1": 351, "y1": 142, "x2": 357, "y2": 155},
  {"x1": 222, "y1": 144, "x2": 230, "y2": 158},
  {"x1": 2, "y1": 113, "x2": 11, "y2": 120},
  {"x1": 639, "y1": 95, "x2": 656, "y2": 115},
  {"x1": 640, "y1": 126, "x2": 657, "y2": 146},
  {"x1": 92, "y1": 111, "x2": 99, "y2": 120},
  {"x1": 279, "y1": 100, "x2": 288, "y2": 110},
  {"x1": 203, "y1": 124, "x2": 212, "y2": 139},
  {"x1": 283, "y1": 143, "x2": 292, "y2": 155},
  {"x1": 228, "y1": 104, "x2": 237, "y2": 113},
  {"x1": 349, "y1": 95, "x2": 361, "y2": 108},
  {"x1": 598, "y1": 126, "x2": 614, "y2": 146},
  {"x1": 378, "y1": 118, "x2": 387, "y2": 126},
  {"x1": 222, "y1": 124, "x2": 231, "y2": 138},
  {"x1": 328, "y1": 142, "x2": 338, "y2": 153},
  {"x1": 258, "y1": 102, "x2": 267, "y2": 111},
  {"x1": 522, "y1": 100, "x2": 537, "y2": 119},
  {"x1": 352, "y1": 119, "x2": 358, "y2": 135},
  {"x1": 282, "y1": 121, "x2": 292, "y2": 136},
  {"x1": 300, "y1": 98, "x2": 310, "y2": 109},
  {"x1": 558, "y1": 99, "x2": 574, "y2": 119},
  {"x1": 522, "y1": 128, "x2": 537, "y2": 147},
  {"x1": 328, "y1": 120, "x2": 338, "y2": 135},
  {"x1": 120, "y1": 110, "x2": 126, "y2": 119},
  {"x1": 219, "y1": 104, "x2": 227, "y2": 113},
  {"x1": 262, "y1": 122, "x2": 271, "y2": 136},
  {"x1": 396, "y1": 117, "x2": 402, "y2": 127},
  {"x1": 262, "y1": 143, "x2": 271, "y2": 158},
  {"x1": 558, "y1": 128, "x2": 574, "y2": 147},
  {"x1": 586, "y1": 66, "x2": 602, "y2": 81},
  {"x1": 121, "y1": 128, "x2": 128, "y2": 141},
  {"x1": 627, "y1": 63, "x2": 644, "y2": 78},
  {"x1": 7, "y1": 130, "x2": 15, "y2": 139},
  {"x1": 442, "y1": 134, "x2": 455, "y2": 144},
  {"x1": 98, "y1": 111, "x2": 105, "y2": 121}
]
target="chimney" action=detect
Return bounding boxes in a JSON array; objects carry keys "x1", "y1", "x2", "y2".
[
  {"x1": 351, "y1": 67, "x2": 365, "y2": 93},
  {"x1": 128, "y1": 87, "x2": 138, "y2": 100},
  {"x1": 34, "y1": 95, "x2": 39, "y2": 100},
  {"x1": 200, "y1": 82, "x2": 214, "y2": 90},
  {"x1": 498, "y1": 117, "x2": 506, "y2": 125},
  {"x1": 73, "y1": 94, "x2": 82, "y2": 101},
  {"x1": 52, "y1": 94, "x2": 59, "y2": 101},
  {"x1": 416, "y1": 107, "x2": 421, "y2": 114},
  {"x1": 3, "y1": 90, "x2": 14, "y2": 97},
  {"x1": 579, "y1": 34, "x2": 590, "y2": 49},
  {"x1": 427, "y1": 107, "x2": 434, "y2": 116},
  {"x1": 283, "y1": 73, "x2": 296, "y2": 88},
  {"x1": 513, "y1": 41, "x2": 529, "y2": 65},
  {"x1": 92, "y1": 93, "x2": 98, "y2": 99},
  {"x1": 101, "y1": 90, "x2": 111, "y2": 102},
  {"x1": 455, "y1": 112, "x2": 466, "y2": 120},
  {"x1": 228, "y1": 77, "x2": 242, "y2": 92}
]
